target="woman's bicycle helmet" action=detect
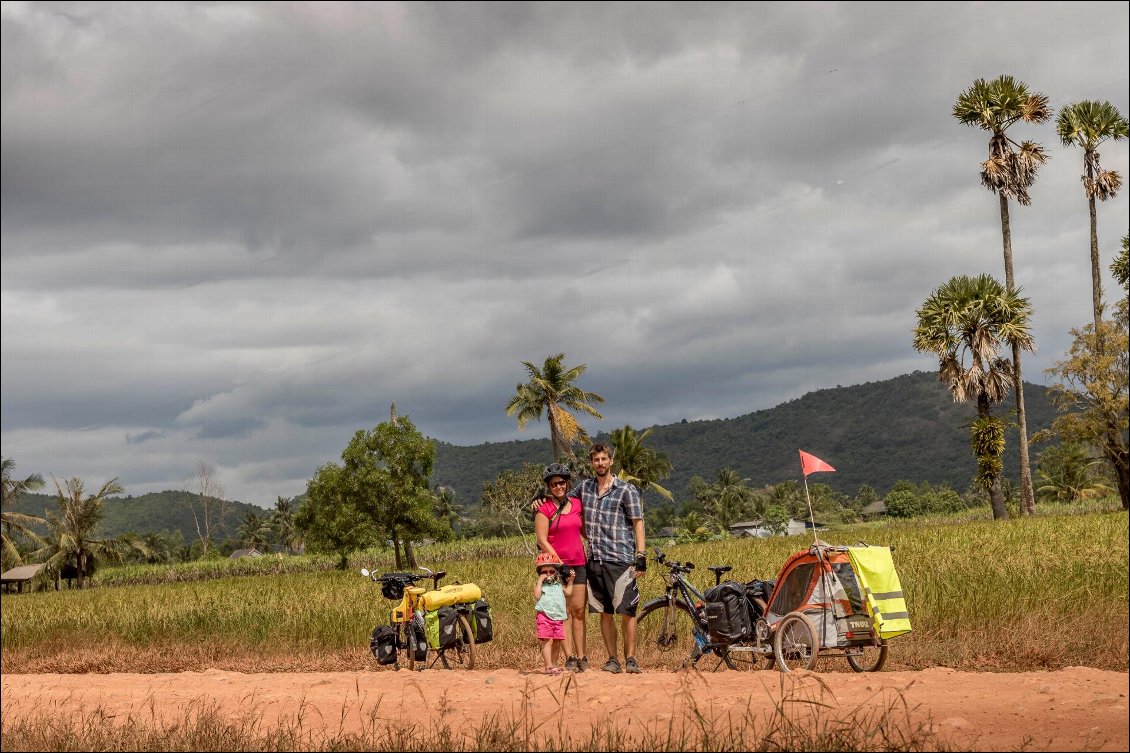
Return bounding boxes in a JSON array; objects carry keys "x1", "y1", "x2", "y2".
[{"x1": 542, "y1": 463, "x2": 573, "y2": 483}]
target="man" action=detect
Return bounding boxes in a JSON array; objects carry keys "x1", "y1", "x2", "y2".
[{"x1": 572, "y1": 442, "x2": 646, "y2": 674}]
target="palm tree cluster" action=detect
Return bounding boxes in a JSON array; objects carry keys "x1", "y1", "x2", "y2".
[{"x1": 951, "y1": 75, "x2": 1127, "y2": 516}]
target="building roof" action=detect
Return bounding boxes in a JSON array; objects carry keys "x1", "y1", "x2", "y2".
[
  {"x1": 1, "y1": 564, "x2": 46, "y2": 582},
  {"x1": 228, "y1": 548, "x2": 263, "y2": 559}
]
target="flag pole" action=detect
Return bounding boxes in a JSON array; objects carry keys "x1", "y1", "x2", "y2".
[{"x1": 802, "y1": 475, "x2": 818, "y2": 545}]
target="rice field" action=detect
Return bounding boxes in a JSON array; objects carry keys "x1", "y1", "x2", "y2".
[{"x1": 2, "y1": 507, "x2": 1127, "y2": 674}]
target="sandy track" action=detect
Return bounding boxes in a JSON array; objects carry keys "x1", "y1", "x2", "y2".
[{"x1": 2, "y1": 667, "x2": 1127, "y2": 751}]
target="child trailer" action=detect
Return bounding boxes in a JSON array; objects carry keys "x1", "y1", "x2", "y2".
[{"x1": 761, "y1": 541, "x2": 911, "y2": 672}]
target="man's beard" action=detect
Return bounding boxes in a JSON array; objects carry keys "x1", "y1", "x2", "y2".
[{"x1": 594, "y1": 466, "x2": 610, "y2": 477}]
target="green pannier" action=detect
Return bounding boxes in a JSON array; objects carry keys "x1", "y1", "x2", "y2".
[{"x1": 424, "y1": 606, "x2": 459, "y2": 650}]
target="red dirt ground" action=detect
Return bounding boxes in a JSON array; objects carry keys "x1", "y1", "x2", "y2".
[{"x1": 2, "y1": 667, "x2": 1127, "y2": 751}]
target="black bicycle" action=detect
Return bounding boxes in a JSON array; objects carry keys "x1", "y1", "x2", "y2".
[{"x1": 635, "y1": 548, "x2": 772, "y2": 672}]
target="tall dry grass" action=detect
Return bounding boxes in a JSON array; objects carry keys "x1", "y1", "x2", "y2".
[{"x1": 2, "y1": 508, "x2": 1126, "y2": 674}]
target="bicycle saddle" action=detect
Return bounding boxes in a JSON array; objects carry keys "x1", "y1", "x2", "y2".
[{"x1": 708, "y1": 565, "x2": 732, "y2": 576}]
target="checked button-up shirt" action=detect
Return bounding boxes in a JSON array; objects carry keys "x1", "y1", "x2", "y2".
[{"x1": 573, "y1": 475, "x2": 642, "y2": 564}]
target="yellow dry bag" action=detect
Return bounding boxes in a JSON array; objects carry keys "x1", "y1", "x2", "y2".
[{"x1": 420, "y1": 582, "x2": 482, "y2": 611}]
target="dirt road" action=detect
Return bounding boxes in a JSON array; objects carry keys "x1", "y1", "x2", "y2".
[{"x1": 2, "y1": 667, "x2": 1127, "y2": 751}]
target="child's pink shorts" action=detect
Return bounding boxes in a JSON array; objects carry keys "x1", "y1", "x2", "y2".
[{"x1": 536, "y1": 612, "x2": 565, "y2": 640}]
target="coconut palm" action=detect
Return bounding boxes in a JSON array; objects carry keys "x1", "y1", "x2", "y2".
[
  {"x1": 1055, "y1": 100, "x2": 1128, "y2": 337},
  {"x1": 609, "y1": 425, "x2": 674, "y2": 503},
  {"x1": 1, "y1": 457, "x2": 47, "y2": 567},
  {"x1": 505, "y1": 353, "x2": 605, "y2": 460},
  {"x1": 271, "y1": 496, "x2": 303, "y2": 554},
  {"x1": 237, "y1": 510, "x2": 273, "y2": 550},
  {"x1": 953, "y1": 74, "x2": 1051, "y2": 516},
  {"x1": 32, "y1": 476, "x2": 143, "y2": 589},
  {"x1": 914, "y1": 274, "x2": 1035, "y2": 519}
]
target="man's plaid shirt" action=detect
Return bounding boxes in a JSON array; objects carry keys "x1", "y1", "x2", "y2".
[{"x1": 573, "y1": 475, "x2": 642, "y2": 564}]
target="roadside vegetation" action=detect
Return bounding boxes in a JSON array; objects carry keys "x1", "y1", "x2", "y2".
[{"x1": 3, "y1": 501, "x2": 1125, "y2": 675}]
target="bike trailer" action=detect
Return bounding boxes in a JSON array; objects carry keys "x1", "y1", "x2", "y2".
[
  {"x1": 765, "y1": 542, "x2": 910, "y2": 648},
  {"x1": 420, "y1": 582, "x2": 482, "y2": 611}
]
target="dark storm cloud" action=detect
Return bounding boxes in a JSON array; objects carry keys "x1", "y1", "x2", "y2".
[{"x1": 2, "y1": 1, "x2": 1127, "y2": 506}]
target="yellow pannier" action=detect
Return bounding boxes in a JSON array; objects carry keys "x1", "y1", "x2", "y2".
[
  {"x1": 420, "y1": 582, "x2": 482, "y2": 611},
  {"x1": 847, "y1": 546, "x2": 912, "y2": 639}
]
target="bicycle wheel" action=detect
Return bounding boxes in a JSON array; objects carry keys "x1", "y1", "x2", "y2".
[
  {"x1": 773, "y1": 611, "x2": 819, "y2": 672},
  {"x1": 439, "y1": 613, "x2": 476, "y2": 670},
  {"x1": 636, "y1": 598, "x2": 703, "y2": 671},
  {"x1": 846, "y1": 640, "x2": 888, "y2": 673}
]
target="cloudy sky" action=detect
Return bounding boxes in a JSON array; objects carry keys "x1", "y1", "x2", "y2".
[{"x1": 2, "y1": 2, "x2": 1127, "y2": 508}]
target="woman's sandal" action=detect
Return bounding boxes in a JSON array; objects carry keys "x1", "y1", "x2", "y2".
[{"x1": 544, "y1": 666, "x2": 562, "y2": 675}]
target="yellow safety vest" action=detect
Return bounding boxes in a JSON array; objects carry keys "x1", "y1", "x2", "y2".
[{"x1": 847, "y1": 546, "x2": 912, "y2": 639}]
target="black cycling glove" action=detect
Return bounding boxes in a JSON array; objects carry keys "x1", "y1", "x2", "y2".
[{"x1": 635, "y1": 552, "x2": 647, "y2": 572}]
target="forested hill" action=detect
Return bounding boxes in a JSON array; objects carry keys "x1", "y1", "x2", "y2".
[
  {"x1": 432, "y1": 371, "x2": 1057, "y2": 505},
  {"x1": 9, "y1": 490, "x2": 263, "y2": 543}
]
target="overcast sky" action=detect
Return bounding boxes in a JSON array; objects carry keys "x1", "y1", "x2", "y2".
[{"x1": 2, "y1": 1, "x2": 1128, "y2": 509}]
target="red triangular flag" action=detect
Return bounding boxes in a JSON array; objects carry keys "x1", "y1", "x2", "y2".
[{"x1": 799, "y1": 449, "x2": 835, "y2": 476}]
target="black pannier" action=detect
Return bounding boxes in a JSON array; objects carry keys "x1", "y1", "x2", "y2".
[
  {"x1": 744, "y1": 578, "x2": 775, "y2": 620},
  {"x1": 410, "y1": 614, "x2": 429, "y2": 662},
  {"x1": 470, "y1": 599, "x2": 493, "y2": 644},
  {"x1": 703, "y1": 581, "x2": 753, "y2": 645},
  {"x1": 370, "y1": 624, "x2": 398, "y2": 665}
]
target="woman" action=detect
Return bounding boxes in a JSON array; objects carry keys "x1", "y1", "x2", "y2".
[{"x1": 534, "y1": 462, "x2": 589, "y2": 672}]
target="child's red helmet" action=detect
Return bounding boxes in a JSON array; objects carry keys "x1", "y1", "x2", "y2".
[{"x1": 534, "y1": 551, "x2": 563, "y2": 572}]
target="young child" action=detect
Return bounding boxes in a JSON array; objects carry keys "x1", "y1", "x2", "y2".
[{"x1": 533, "y1": 551, "x2": 575, "y2": 675}]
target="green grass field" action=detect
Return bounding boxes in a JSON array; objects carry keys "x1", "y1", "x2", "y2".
[{"x1": 2, "y1": 507, "x2": 1127, "y2": 674}]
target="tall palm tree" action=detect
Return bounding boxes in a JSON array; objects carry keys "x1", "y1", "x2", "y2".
[
  {"x1": 271, "y1": 496, "x2": 303, "y2": 554},
  {"x1": 1, "y1": 458, "x2": 47, "y2": 567},
  {"x1": 1055, "y1": 100, "x2": 1128, "y2": 338},
  {"x1": 32, "y1": 476, "x2": 136, "y2": 589},
  {"x1": 953, "y1": 74, "x2": 1051, "y2": 516},
  {"x1": 914, "y1": 274, "x2": 1035, "y2": 519},
  {"x1": 505, "y1": 353, "x2": 605, "y2": 460},
  {"x1": 609, "y1": 425, "x2": 674, "y2": 503}
]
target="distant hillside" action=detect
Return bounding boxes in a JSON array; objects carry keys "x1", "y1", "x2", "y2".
[
  {"x1": 8, "y1": 490, "x2": 264, "y2": 544},
  {"x1": 432, "y1": 371, "x2": 1057, "y2": 506}
]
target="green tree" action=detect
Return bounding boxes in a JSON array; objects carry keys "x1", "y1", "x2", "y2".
[
  {"x1": 32, "y1": 477, "x2": 147, "y2": 589},
  {"x1": 914, "y1": 274, "x2": 1035, "y2": 519},
  {"x1": 271, "y1": 496, "x2": 303, "y2": 555},
  {"x1": 1055, "y1": 101, "x2": 1128, "y2": 338},
  {"x1": 295, "y1": 463, "x2": 375, "y2": 569},
  {"x1": 317, "y1": 406, "x2": 452, "y2": 570},
  {"x1": 689, "y1": 468, "x2": 757, "y2": 532},
  {"x1": 1, "y1": 458, "x2": 46, "y2": 568},
  {"x1": 609, "y1": 425, "x2": 674, "y2": 504},
  {"x1": 480, "y1": 463, "x2": 543, "y2": 553},
  {"x1": 1112, "y1": 233, "x2": 1129, "y2": 326},
  {"x1": 1035, "y1": 442, "x2": 1113, "y2": 504},
  {"x1": 505, "y1": 353, "x2": 605, "y2": 460},
  {"x1": 953, "y1": 74, "x2": 1051, "y2": 516},
  {"x1": 236, "y1": 510, "x2": 273, "y2": 550},
  {"x1": 1041, "y1": 319, "x2": 1129, "y2": 509}
]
